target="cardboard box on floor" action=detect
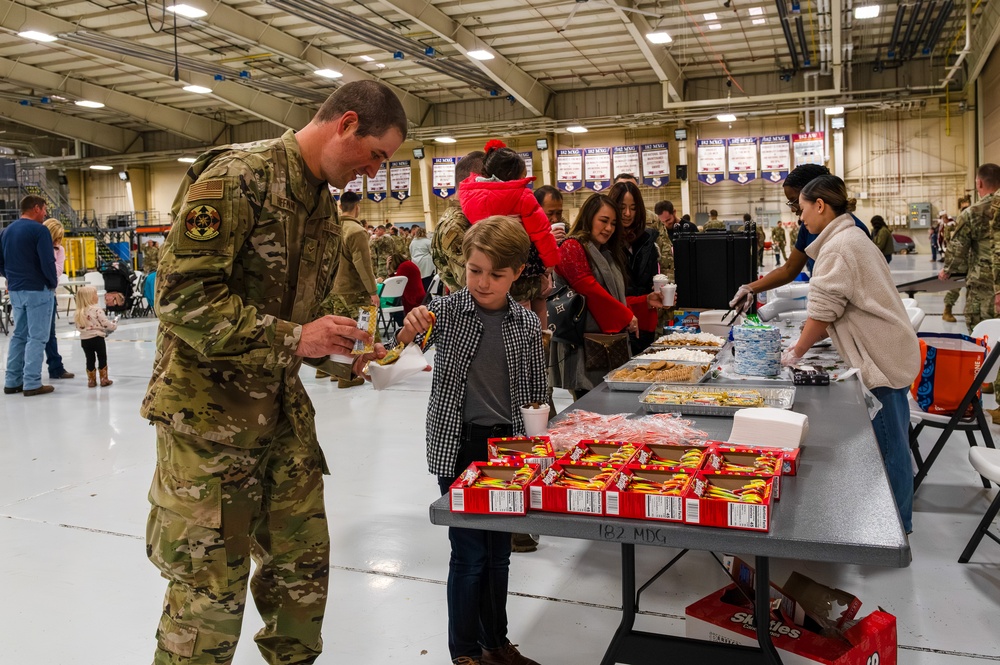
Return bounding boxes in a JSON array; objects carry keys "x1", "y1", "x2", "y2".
[{"x1": 685, "y1": 559, "x2": 896, "y2": 665}]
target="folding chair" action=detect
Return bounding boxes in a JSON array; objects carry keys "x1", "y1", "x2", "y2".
[
  {"x1": 958, "y1": 446, "x2": 1000, "y2": 562},
  {"x1": 84, "y1": 271, "x2": 107, "y2": 309},
  {"x1": 910, "y1": 319, "x2": 1000, "y2": 491},
  {"x1": 377, "y1": 275, "x2": 407, "y2": 333},
  {"x1": 425, "y1": 273, "x2": 443, "y2": 302}
]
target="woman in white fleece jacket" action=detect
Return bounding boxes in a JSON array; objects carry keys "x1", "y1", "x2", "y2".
[{"x1": 783, "y1": 175, "x2": 920, "y2": 534}]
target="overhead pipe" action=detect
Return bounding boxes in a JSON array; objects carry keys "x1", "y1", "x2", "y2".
[
  {"x1": 886, "y1": 5, "x2": 906, "y2": 58},
  {"x1": 923, "y1": 0, "x2": 954, "y2": 56},
  {"x1": 899, "y1": 0, "x2": 923, "y2": 60},
  {"x1": 910, "y1": 1, "x2": 937, "y2": 58},
  {"x1": 941, "y1": 0, "x2": 972, "y2": 87},
  {"x1": 775, "y1": 0, "x2": 801, "y2": 70},
  {"x1": 795, "y1": 15, "x2": 812, "y2": 67}
]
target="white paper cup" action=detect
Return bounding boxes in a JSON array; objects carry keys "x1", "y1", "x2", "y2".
[
  {"x1": 660, "y1": 283, "x2": 677, "y2": 306},
  {"x1": 520, "y1": 403, "x2": 551, "y2": 437},
  {"x1": 652, "y1": 274, "x2": 669, "y2": 288},
  {"x1": 551, "y1": 222, "x2": 566, "y2": 236}
]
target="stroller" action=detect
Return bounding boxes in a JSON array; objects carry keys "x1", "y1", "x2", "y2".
[{"x1": 102, "y1": 261, "x2": 136, "y2": 317}]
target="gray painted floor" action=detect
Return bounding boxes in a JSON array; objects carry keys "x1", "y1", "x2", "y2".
[{"x1": 1, "y1": 252, "x2": 998, "y2": 664}]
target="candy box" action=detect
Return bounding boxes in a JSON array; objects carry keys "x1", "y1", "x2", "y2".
[
  {"x1": 560, "y1": 440, "x2": 639, "y2": 467},
  {"x1": 703, "y1": 446, "x2": 783, "y2": 499},
  {"x1": 528, "y1": 463, "x2": 618, "y2": 515},
  {"x1": 713, "y1": 442, "x2": 802, "y2": 475},
  {"x1": 684, "y1": 472, "x2": 776, "y2": 532},
  {"x1": 449, "y1": 461, "x2": 539, "y2": 515},
  {"x1": 604, "y1": 465, "x2": 693, "y2": 522},
  {"x1": 632, "y1": 443, "x2": 709, "y2": 471},
  {"x1": 488, "y1": 436, "x2": 556, "y2": 470},
  {"x1": 685, "y1": 585, "x2": 896, "y2": 665}
]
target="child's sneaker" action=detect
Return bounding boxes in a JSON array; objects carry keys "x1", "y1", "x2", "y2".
[{"x1": 481, "y1": 643, "x2": 540, "y2": 665}]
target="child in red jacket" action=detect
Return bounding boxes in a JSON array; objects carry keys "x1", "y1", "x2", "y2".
[{"x1": 458, "y1": 140, "x2": 559, "y2": 327}]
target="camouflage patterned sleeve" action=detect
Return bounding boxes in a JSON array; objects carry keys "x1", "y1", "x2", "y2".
[
  {"x1": 157, "y1": 157, "x2": 302, "y2": 369},
  {"x1": 944, "y1": 212, "x2": 971, "y2": 276}
]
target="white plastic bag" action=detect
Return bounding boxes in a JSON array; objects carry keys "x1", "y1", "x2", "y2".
[{"x1": 368, "y1": 343, "x2": 429, "y2": 391}]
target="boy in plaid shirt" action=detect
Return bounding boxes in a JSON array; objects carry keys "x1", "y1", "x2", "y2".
[{"x1": 398, "y1": 215, "x2": 547, "y2": 665}]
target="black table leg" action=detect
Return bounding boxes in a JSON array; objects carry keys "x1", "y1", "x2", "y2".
[
  {"x1": 755, "y1": 556, "x2": 783, "y2": 664},
  {"x1": 600, "y1": 543, "x2": 637, "y2": 665}
]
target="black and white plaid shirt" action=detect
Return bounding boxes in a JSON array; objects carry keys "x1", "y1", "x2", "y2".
[{"x1": 421, "y1": 288, "x2": 547, "y2": 477}]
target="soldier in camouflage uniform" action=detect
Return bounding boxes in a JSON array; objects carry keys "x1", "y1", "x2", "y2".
[
  {"x1": 430, "y1": 151, "x2": 485, "y2": 293},
  {"x1": 143, "y1": 240, "x2": 160, "y2": 272},
  {"x1": 370, "y1": 226, "x2": 396, "y2": 280},
  {"x1": 703, "y1": 209, "x2": 726, "y2": 231},
  {"x1": 391, "y1": 226, "x2": 411, "y2": 260},
  {"x1": 789, "y1": 221, "x2": 800, "y2": 248},
  {"x1": 141, "y1": 81, "x2": 405, "y2": 665},
  {"x1": 772, "y1": 223, "x2": 787, "y2": 263},
  {"x1": 317, "y1": 191, "x2": 380, "y2": 386},
  {"x1": 651, "y1": 200, "x2": 676, "y2": 279}
]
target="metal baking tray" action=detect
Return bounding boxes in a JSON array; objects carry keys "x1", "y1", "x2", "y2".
[
  {"x1": 604, "y1": 361, "x2": 710, "y2": 391},
  {"x1": 633, "y1": 347, "x2": 720, "y2": 364},
  {"x1": 638, "y1": 383, "x2": 797, "y2": 417}
]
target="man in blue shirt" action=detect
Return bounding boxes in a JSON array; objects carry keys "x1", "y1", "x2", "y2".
[{"x1": 0, "y1": 195, "x2": 59, "y2": 396}]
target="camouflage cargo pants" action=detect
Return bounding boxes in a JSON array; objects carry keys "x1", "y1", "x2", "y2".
[
  {"x1": 965, "y1": 285, "x2": 996, "y2": 334},
  {"x1": 147, "y1": 419, "x2": 329, "y2": 664},
  {"x1": 944, "y1": 287, "x2": 962, "y2": 307}
]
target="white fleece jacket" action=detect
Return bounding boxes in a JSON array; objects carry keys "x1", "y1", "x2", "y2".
[{"x1": 805, "y1": 213, "x2": 920, "y2": 390}]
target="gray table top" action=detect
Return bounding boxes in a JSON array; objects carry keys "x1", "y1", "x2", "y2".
[{"x1": 430, "y1": 379, "x2": 911, "y2": 568}]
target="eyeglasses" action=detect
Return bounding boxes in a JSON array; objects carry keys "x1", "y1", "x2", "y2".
[{"x1": 786, "y1": 199, "x2": 802, "y2": 213}]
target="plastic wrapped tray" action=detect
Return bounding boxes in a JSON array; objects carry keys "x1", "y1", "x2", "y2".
[
  {"x1": 634, "y1": 347, "x2": 720, "y2": 364},
  {"x1": 638, "y1": 383, "x2": 797, "y2": 417},
  {"x1": 605, "y1": 361, "x2": 709, "y2": 391}
]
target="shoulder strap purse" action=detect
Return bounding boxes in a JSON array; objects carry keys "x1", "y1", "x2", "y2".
[{"x1": 546, "y1": 283, "x2": 587, "y2": 347}]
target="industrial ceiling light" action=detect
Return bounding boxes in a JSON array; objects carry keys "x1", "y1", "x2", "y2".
[
  {"x1": 646, "y1": 31, "x2": 673, "y2": 44},
  {"x1": 709, "y1": 23, "x2": 722, "y2": 30},
  {"x1": 854, "y1": 5, "x2": 880, "y2": 19},
  {"x1": 824, "y1": 106, "x2": 845, "y2": 115},
  {"x1": 434, "y1": 136, "x2": 457, "y2": 143},
  {"x1": 467, "y1": 50, "x2": 494, "y2": 60},
  {"x1": 360, "y1": 55, "x2": 375, "y2": 62},
  {"x1": 314, "y1": 69, "x2": 343, "y2": 79},
  {"x1": 18, "y1": 31, "x2": 57, "y2": 42},
  {"x1": 752, "y1": 18, "x2": 766, "y2": 24},
  {"x1": 717, "y1": 113, "x2": 737, "y2": 122},
  {"x1": 90, "y1": 165, "x2": 113, "y2": 171},
  {"x1": 178, "y1": 157, "x2": 197, "y2": 163},
  {"x1": 75, "y1": 100, "x2": 105, "y2": 108},
  {"x1": 182, "y1": 85, "x2": 212, "y2": 94},
  {"x1": 748, "y1": 6, "x2": 764, "y2": 16},
  {"x1": 166, "y1": 4, "x2": 207, "y2": 18},
  {"x1": 704, "y1": 12, "x2": 718, "y2": 20},
  {"x1": 566, "y1": 125, "x2": 588, "y2": 133}
]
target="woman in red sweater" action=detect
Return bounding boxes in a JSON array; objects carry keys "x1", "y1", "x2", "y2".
[
  {"x1": 551, "y1": 194, "x2": 653, "y2": 399},
  {"x1": 387, "y1": 254, "x2": 426, "y2": 327}
]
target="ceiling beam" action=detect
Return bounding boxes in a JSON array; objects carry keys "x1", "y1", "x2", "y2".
[
  {"x1": 0, "y1": 0, "x2": 311, "y2": 130},
  {"x1": 0, "y1": 57, "x2": 225, "y2": 143},
  {"x1": 376, "y1": 0, "x2": 552, "y2": 117},
  {"x1": 608, "y1": 0, "x2": 684, "y2": 104},
  {"x1": 196, "y1": 0, "x2": 429, "y2": 123},
  {"x1": 0, "y1": 98, "x2": 138, "y2": 152}
]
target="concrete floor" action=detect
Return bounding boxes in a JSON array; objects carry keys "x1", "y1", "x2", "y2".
[{"x1": 1, "y1": 252, "x2": 999, "y2": 664}]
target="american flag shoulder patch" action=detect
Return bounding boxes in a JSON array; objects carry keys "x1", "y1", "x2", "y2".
[{"x1": 186, "y1": 179, "x2": 225, "y2": 201}]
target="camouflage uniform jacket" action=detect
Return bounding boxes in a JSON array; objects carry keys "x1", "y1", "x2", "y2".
[
  {"x1": 772, "y1": 225, "x2": 787, "y2": 248},
  {"x1": 431, "y1": 204, "x2": 471, "y2": 292},
  {"x1": 140, "y1": 129, "x2": 342, "y2": 450},
  {"x1": 947, "y1": 192, "x2": 995, "y2": 287},
  {"x1": 789, "y1": 224, "x2": 800, "y2": 247},
  {"x1": 394, "y1": 234, "x2": 411, "y2": 260},
  {"x1": 333, "y1": 215, "x2": 378, "y2": 297},
  {"x1": 370, "y1": 234, "x2": 396, "y2": 279},
  {"x1": 143, "y1": 244, "x2": 160, "y2": 272},
  {"x1": 703, "y1": 220, "x2": 726, "y2": 230},
  {"x1": 646, "y1": 218, "x2": 674, "y2": 276},
  {"x1": 755, "y1": 225, "x2": 765, "y2": 250}
]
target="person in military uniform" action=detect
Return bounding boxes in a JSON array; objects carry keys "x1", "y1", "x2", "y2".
[
  {"x1": 651, "y1": 200, "x2": 677, "y2": 278},
  {"x1": 143, "y1": 240, "x2": 160, "y2": 272},
  {"x1": 370, "y1": 225, "x2": 395, "y2": 280},
  {"x1": 772, "y1": 223, "x2": 787, "y2": 264},
  {"x1": 743, "y1": 214, "x2": 765, "y2": 267},
  {"x1": 430, "y1": 151, "x2": 485, "y2": 293},
  {"x1": 141, "y1": 80, "x2": 405, "y2": 665},
  {"x1": 317, "y1": 190, "x2": 380, "y2": 387},
  {"x1": 940, "y1": 214, "x2": 963, "y2": 322},
  {"x1": 789, "y1": 221, "x2": 800, "y2": 248},
  {"x1": 390, "y1": 225, "x2": 411, "y2": 260},
  {"x1": 703, "y1": 209, "x2": 725, "y2": 230}
]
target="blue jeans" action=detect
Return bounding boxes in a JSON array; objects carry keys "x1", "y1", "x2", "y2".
[
  {"x1": 437, "y1": 422, "x2": 514, "y2": 660},
  {"x1": 870, "y1": 386, "x2": 914, "y2": 533},
  {"x1": 45, "y1": 303, "x2": 66, "y2": 377},
  {"x1": 5, "y1": 290, "x2": 55, "y2": 390}
]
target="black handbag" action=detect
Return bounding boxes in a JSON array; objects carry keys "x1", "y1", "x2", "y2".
[{"x1": 546, "y1": 284, "x2": 587, "y2": 347}]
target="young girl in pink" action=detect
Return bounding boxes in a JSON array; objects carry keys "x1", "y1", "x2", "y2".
[
  {"x1": 74, "y1": 285, "x2": 117, "y2": 387},
  {"x1": 458, "y1": 139, "x2": 559, "y2": 327}
]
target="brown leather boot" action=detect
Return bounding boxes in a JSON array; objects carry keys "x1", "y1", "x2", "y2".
[
  {"x1": 942, "y1": 305, "x2": 956, "y2": 323},
  {"x1": 87, "y1": 369, "x2": 97, "y2": 388},
  {"x1": 99, "y1": 367, "x2": 113, "y2": 387}
]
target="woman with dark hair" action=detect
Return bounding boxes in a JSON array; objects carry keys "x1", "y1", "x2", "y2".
[
  {"x1": 608, "y1": 181, "x2": 666, "y2": 353},
  {"x1": 870, "y1": 215, "x2": 894, "y2": 262},
  {"x1": 729, "y1": 163, "x2": 872, "y2": 314},
  {"x1": 782, "y1": 175, "x2": 919, "y2": 534},
  {"x1": 550, "y1": 194, "x2": 638, "y2": 399}
]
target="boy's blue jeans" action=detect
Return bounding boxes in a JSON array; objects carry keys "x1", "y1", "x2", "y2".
[
  {"x1": 5, "y1": 289, "x2": 55, "y2": 390},
  {"x1": 870, "y1": 386, "x2": 914, "y2": 533},
  {"x1": 437, "y1": 422, "x2": 514, "y2": 660}
]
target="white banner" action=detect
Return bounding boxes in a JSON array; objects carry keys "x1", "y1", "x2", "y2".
[
  {"x1": 792, "y1": 132, "x2": 824, "y2": 167},
  {"x1": 432, "y1": 157, "x2": 457, "y2": 198},
  {"x1": 759, "y1": 135, "x2": 791, "y2": 183},
  {"x1": 639, "y1": 143, "x2": 670, "y2": 187},
  {"x1": 366, "y1": 164, "x2": 387, "y2": 202},
  {"x1": 389, "y1": 160, "x2": 411, "y2": 200},
  {"x1": 727, "y1": 137, "x2": 758, "y2": 184},
  {"x1": 556, "y1": 149, "x2": 583, "y2": 192},
  {"x1": 696, "y1": 139, "x2": 726, "y2": 185},
  {"x1": 344, "y1": 174, "x2": 364, "y2": 194},
  {"x1": 612, "y1": 145, "x2": 641, "y2": 181},
  {"x1": 584, "y1": 147, "x2": 612, "y2": 191}
]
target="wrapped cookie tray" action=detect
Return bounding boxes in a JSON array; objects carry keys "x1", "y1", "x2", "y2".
[{"x1": 639, "y1": 383, "x2": 797, "y2": 417}]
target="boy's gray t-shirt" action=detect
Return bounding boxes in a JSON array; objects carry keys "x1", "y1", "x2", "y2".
[{"x1": 462, "y1": 304, "x2": 512, "y2": 425}]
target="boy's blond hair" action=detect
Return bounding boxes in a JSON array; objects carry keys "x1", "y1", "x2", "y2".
[
  {"x1": 461, "y1": 215, "x2": 530, "y2": 271},
  {"x1": 44, "y1": 218, "x2": 64, "y2": 245},
  {"x1": 74, "y1": 285, "x2": 99, "y2": 329}
]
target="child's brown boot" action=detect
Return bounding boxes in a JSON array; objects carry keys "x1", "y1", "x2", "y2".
[
  {"x1": 87, "y1": 370, "x2": 97, "y2": 388},
  {"x1": 99, "y1": 367, "x2": 113, "y2": 387}
]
